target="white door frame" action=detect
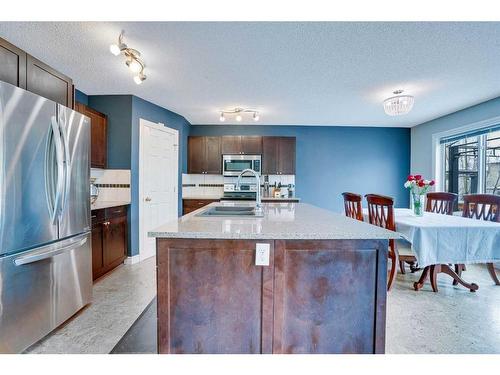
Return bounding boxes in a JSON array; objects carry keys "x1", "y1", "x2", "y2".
[{"x1": 138, "y1": 118, "x2": 179, "y2": 261}]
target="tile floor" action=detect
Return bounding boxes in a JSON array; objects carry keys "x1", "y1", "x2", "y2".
[
  {"x1": 25, "y1": 257, "x2": 156, "y2": 354},
  {"x1": 25, "y1": 258, "x2": 500, "y2": 354}
]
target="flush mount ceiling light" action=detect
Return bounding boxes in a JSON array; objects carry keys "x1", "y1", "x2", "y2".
[
  {"x1": 383, "y1": 90, "x2": 414, "y2": 116},
  {"x1": 219, "y1": 108, "x2": 260, "y2": 122},
  {"x1": 110, "y1": 32, "x2": 147, "y2": 85}
]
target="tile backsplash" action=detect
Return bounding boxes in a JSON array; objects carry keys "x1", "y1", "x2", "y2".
[
  {"x1": 182, "y1": 174, "x2": 224, "y2": 198},
  {"x1": 182, "y1": 173, "x2": 296, "y2": 199},
  {"x1": 91, "y1": 168, "x2": 131, "y2": 203}
]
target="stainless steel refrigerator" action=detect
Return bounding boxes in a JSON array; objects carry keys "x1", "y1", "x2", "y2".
[{"x1": 0, "y1": 81, "x2": 92, "y2": 353}]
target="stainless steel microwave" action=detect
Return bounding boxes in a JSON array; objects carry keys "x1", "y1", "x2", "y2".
[{"x1": 222, "y1": 154, "x2": 261, "y2": 176}]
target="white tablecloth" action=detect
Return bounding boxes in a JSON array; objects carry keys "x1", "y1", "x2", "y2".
[{"x1": 363, "y1": 208, "x2": 500, "y2": 267}]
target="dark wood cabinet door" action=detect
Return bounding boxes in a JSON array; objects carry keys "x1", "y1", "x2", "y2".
[
  {"x1": 221, "y1": 136, "x2": 241, "y2": 154},
  {"x1": 205, "y1": 137, "x2": 222, "y2": 174},
  {"x1": 26, "y1": 55, "x2": 73, "y2": 107},
  {"x1": 89, "y1": 111, "x2": 107, "y2": 169},
  {"x1": 91, "y1": 224, "x2": 104, "y2": 281},
  {"x1": 262, "y1": 137, "x2": 279, "y2": 174},
  {"x1": 75, "y1": 103, "x2": 107, "y2": 168},
  {"x1": 278, "y1": 137, "x2": 296, "y2": 174},
  {"x1": 0, "y1": 37, "x2": 26, "y2": 88},
  {"x1": 103, "y1": 216, "x2": 127, "y2": 267},
  {"x1": 157, "y1": 239, "x2": 274, "y2": 354},
  {"x1": 188, "y1": 136, "x2": 206, "y2": 173},
  {"x1": 241, "y1": 136, "x2": 262, "y2": 154},
  {"x1": 273, "y1": 240, "x2": 387, "y2": 354}
]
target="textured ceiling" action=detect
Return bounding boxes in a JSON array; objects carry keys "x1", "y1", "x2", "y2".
[{"x1": 1, "y1": 22, "x2": 500, "y2": 127}]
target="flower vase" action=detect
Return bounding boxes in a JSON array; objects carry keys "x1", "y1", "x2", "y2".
[{"x1": 411, "y1": 192, "x2": 425, "y2": 216}]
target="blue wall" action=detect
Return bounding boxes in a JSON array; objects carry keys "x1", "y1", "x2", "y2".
[
  {"x1": 75, "y1": 89, "x2": 88, "y2": 105},
  {"x1": 88, "y1": 95, "x2": 133, "y2": 169},
  {"x1": 190, "y1": 125, "x2": 411, "y2": 212}
]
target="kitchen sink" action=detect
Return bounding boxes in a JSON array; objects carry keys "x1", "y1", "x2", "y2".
[{"x1": 197, "y1": 205, "x2": 264, "y2": 217}]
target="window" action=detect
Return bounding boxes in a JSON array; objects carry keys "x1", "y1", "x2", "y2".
[
  {"x1": 486, "y1": 132, "x2": 500, "y2": 195},
  {"x1": 441, "y1": 127, "x2": 500, "y2": 202}
]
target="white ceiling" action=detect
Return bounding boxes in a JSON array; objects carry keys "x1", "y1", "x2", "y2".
[{"x1": 1, "y1": 22, "x2": 500, "y2": 127}]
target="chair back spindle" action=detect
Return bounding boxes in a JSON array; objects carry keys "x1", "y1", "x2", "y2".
[
  {"x1": 426, "y1": 192, "x2": 457, "y2": 215},
  {"x1": 462, "y1": 194, "x2": 500, "y2": 222},
  {"x1": 342, "y1": 192, "x2": 363, "y2": 221},
  {"x1": 365, "y1": 194, "x2": 395, "y2": 231}
]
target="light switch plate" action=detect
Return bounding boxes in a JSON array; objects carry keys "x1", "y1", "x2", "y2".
[{"x1": 255, "y1": 243, "x2": 270, "y2": 266}]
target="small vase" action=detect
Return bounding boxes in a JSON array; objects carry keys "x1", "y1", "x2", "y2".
[{"x1": 411, "y1": 192, "x2": 424, "y2": 216}]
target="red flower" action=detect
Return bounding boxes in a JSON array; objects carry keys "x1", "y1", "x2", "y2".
[
  {"x1": 430, "y1": 180, "x2": 435, "y2": 186},
  {"x1": 415, "y1": 174, "x2": 422, "y2": 181},
  {"x1": 407, "y1": 175, "x2": 415, "y2": 181},
  {"x1": 418, "y1": 180, "x2": 425, "y2": 187}
]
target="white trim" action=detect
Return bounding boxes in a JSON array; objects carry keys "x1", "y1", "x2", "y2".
[
  {"x1": 124, "y1": 254, "x2": 141, "y2": 265},
  {"x1": 138, "y1": 118, "x2": 179, "y2": 262},
  {"x1": 432, "y1": 115, "x2": 500, "y2": 192}
]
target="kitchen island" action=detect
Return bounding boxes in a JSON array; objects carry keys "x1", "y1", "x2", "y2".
[{"x1": 149, "y1": 201, "x2": 400, "y2": 354}]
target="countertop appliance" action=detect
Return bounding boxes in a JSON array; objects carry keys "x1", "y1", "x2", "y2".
[
  {"x1": 222, "y1": 154, "x2": 261, "y2": 176},
  {"x1": 0, "y1": 82, "x2": 92, "y2": 353}
]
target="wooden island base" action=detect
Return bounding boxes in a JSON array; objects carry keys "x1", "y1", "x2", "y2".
[{"x1": 156, "y1": 238, "x2": 388, "y2": 354}]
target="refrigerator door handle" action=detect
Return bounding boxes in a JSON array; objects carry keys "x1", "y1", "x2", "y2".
[
  {"x1": 14, "y1": 234, "x2": 88, "y2": 266},
  {"x1": 50, "y1": 115, "x2": 64, "y2": 224},
  {"x1": 58, "y1": 111, "x2": 71, "y2": 217}
]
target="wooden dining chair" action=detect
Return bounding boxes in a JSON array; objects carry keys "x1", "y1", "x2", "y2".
[
  {"x1": 342, "y1": 192, "x2": 363, "y2": 221},
  {"x1": 426, "y1": 192, "x2": 458, "y2": 215},
  {"x1": 365, "y1": 194, "x2": 416, "y2": 290},
  {"x1": 462, "y1": 194, "x2": 500, "y2": 285}
]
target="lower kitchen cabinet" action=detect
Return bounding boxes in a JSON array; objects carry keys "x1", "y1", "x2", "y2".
[
  {"x1": 183, "y1": 199, "x2": 220, "y2": 215},
  {"x1": 91, "y1": 205, "x2": 128, "y2": 281}
]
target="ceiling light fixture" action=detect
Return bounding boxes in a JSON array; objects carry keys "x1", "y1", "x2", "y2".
[
  {"x1": 219, "y1": 108, "x2": 260, "y2": 122},
  {"x1": 110, "y1": 31, "x2": 147, "y2": 85},
  {"x1": 383, "y1": 90, "x2": 414, "y2": 116}
]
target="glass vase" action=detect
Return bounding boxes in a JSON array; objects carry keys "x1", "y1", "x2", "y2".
[{"x1": 411, "y1": 192, "x2": 425, "y2": 216}]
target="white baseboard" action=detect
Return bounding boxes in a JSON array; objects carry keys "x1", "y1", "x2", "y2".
[{"x1": 124, "y1": 254, "x2": 141, "y2": 265}]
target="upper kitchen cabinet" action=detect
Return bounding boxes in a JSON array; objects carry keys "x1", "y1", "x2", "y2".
[
  {"x1": 188, "y1": 136, "x2": 222, "y2": 174},
  {"x1": 75, "y1": 102, "x2": 107, "y2": 168},
  {"x1": 0, "y1": 37, "x2": 26, "y2": 88},
  {"x1": 0, "y1": 37, "x2": 73, "y2": 108},
  {"x1": 262, "y1": 136, "x2": 296, "y2": 175},
  {"x1": 221, "y1": 136, "x2": 262, "y2": 155},
  {"x1": 26, "y1": 55, "x2": 74, "y2": 108}
]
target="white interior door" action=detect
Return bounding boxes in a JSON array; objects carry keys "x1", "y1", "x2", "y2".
[{"x1": 139, "y1": 119, "x2": 178, "y2": 260}]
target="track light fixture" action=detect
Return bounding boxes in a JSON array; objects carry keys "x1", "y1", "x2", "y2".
[
  {"x1": 219, "y1": 108, "x2": 260, "y2": 123},
  {"x1": 110, "y1": 32, "x2": 147, "y2": 85}
]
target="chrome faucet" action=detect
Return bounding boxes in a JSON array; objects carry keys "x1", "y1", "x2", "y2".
[{"x1": 236, "y1": 168, "x2": 263, "y2": 215}]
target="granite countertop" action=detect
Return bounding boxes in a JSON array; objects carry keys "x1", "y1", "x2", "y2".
[
  {"x1": 183, "y1": 196, "x2": 300, "y2": 201},
  {"x1": 91, "y1": 201, "x2": 131, "y2": 210},
  {"x1": 149, "y1": 201, "x2": 400, "y2": 240}
]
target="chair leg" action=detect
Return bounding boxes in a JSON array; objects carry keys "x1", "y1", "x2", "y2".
[
  {"x1": 387, "y1": 252, "x2": 397, "y2": 291},
  {"x1": 453, "y1": 264, "x2": 464, "y2": 286},
  {"x1": 399, "y1": 260, "x2": 406, "y2": 274},
  {"x1": 486, "y1": 263, "x2": 500, "y2": 285}
]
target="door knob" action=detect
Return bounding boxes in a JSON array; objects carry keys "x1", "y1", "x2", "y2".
[{"x1": 145, "y1": 197, "x2": 152, "y2": 202}]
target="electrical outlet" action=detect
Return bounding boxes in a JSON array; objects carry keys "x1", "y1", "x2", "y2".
[{"x1": 255, "y1": 243, "x2": 270, "y2": 266}]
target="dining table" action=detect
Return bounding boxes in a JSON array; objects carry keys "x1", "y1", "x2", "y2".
[{"x1": 363, "y1": 208, "x2": 500, "y2": 292}]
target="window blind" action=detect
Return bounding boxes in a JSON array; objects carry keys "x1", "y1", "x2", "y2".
[{"x1": 439, "y1": 124, "x2": 500, "y2": 144}]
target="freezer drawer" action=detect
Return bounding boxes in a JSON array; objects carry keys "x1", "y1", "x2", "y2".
[{"x1": 0, "y1": 232, "x2": 92, "y2": 353}]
